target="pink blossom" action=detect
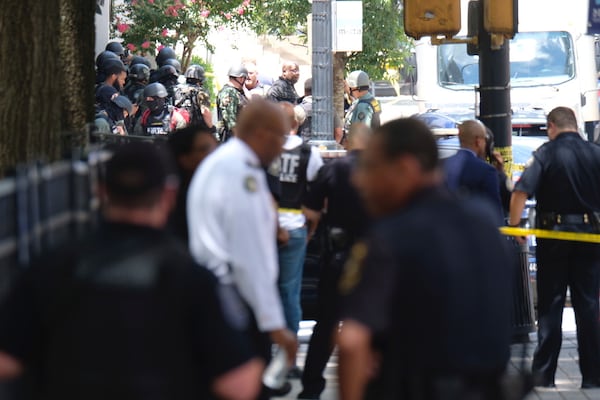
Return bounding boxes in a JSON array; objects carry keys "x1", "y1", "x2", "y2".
[
  {"x1": 218, "y1": 26, "x2": 225, "y2": 31},
  {"x1": 243, "y1": 0, "x2": 251, "y2": 6},
  {"x1": 148, "y1": 0, "x2": 154, "y2": 4},
  {"x1": 117, "y1": 23, "x2": 130, "y2": 33},
  {"x1": 161, "y1": 28, "x2": 169, "y2": 37},
  {"x1": 132, "y1": 0, "x2": 138, "y2": 5},
  {"x1": 141, "y1": 41, "x2": 151, "y2": 49},
  {"x1": 224, "y1": 12, "x2": 232, "y2": 20},
  {"x1": 200, "y1": 9, "x2": 210, "y2": 18},
  {"x1": 165, "y1": 6, "x2": 179, "y2": 17},
  {"x1": 126, "y1": 43, "x2": 137, "y2": 52},
  {"x1": 157, "y1": 44, "x2": 165, "y2": 52},
  {"x1": 237, "y1": 7, "x2": 245, "y2": 15}
]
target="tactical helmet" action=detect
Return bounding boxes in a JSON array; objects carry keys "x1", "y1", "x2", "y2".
[
  {"x1": 144, "y1": 82, "x2": 168, "y2": 98},
  {"x1": 228, "y1": 65, "x2": 248, "y2": 79},
  {"x1": 156, "y1": 47, "x2": 177, "y2": 67},
  {"x1": 105, "y1": 41, "x2": 125, "y2": 57},
  {"x1": 130, "y1": 55, "x2": 151, "y2": 69},
  {"x1": 157, "y1": 64, "x2": 178, "y2": 79},
  {"x1": 95, "y1": 50, "x2": 120, "y2": 69},
  {"x1": 163, "y1": 58, "x2": 182, "y2": 74},
  {"x1": 185, "y1": 64, "x2": 205, "y2": 81},
  {"x1": 346, "y1": 70, "x2": 370, "y2": 89},
  {"x1": 100, "y1": 58, "x2": 126, "y2": 75},
  {"x1": 128, "y1": 64, "x2": 150, "y2": 82}
]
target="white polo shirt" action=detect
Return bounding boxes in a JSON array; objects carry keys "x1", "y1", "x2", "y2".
[{"x1": 187, "y1": 137, "x2": 285, "y2": 332}]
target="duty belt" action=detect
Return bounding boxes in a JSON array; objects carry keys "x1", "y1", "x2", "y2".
[{"x1": 538, "y1": 212, "x2": 598, "y2": 226}]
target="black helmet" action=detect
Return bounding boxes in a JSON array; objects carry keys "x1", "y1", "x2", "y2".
[
  {"x1": 157, "y1": 64, "x2": 178, "y2": 80},
  {"x1": 228, "y1": 65, "x2": 248, "y2": 78},
  {"x1": 130, "y1": 55, "x2": 151, "y2": 68},
  {"x1": 156, "y1": 47, "x2": 177, "y2": 67},
  {"x1": 163, "y1": 58, "x2": 182, "y2": 74},
  {"x1": 100, "y1": 58, "x2": 126, "y2": 75},
  {"x1": 129, "y1": 64, "x2": 150, "y2": 82},
  {"x1": 105, "y1": 41, "x2": 125, "y2": 57},
  {"x1": 144, "y1": 82, "x2": 168, "y2": 98},
  {"x1": 185, "y1": 64, "x2": 205, "y2": 81},
  {"x1": 95, "y1": 50, "x2": 120, "y2": 69}
]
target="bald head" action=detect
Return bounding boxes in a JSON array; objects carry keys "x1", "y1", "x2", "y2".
[
  {"x1": 458, "y1": 120, "x2": 488, "y2": 157},
  {"x1": 236, "y1": 98, "x2": 288, "y2": 165},
  {"x1": 282, "y1": 61, "x2": 300, "y2": 84},
  {"x1": 345, "y1": 123, "x2": 371, "y2": 151}
]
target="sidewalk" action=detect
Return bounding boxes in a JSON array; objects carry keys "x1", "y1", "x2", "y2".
[{"x1": 276, "y1": 308, "x2": 600, "y2": 400}]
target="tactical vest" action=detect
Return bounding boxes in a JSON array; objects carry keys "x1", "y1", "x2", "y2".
[
  {"x1": 175, "y1": 85, "x2": 211, "y2": 127},
  {"x1": 343, "y1": 96, "x2": 382, "y2": 132},
  {"x1": 141, "y1": 106, "x2": 188, "y2": 136},
  {"x1": 279, "y1": 143, "x2": 311, "y2": 209}
]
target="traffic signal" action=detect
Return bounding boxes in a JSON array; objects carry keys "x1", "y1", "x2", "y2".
[
  {"x1": 483, "y1": 0, "x2": 517, "y2": 37},
  {"x1": 404, "y1": 0, "x2": 461, "y2": 40}
]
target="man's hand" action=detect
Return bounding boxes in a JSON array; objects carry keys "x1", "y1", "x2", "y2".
[
  {"x1": 269, "y1": 328, "x2": 298, "y2": 365},
  {"x1": 277, "y1": 227, "x2": 290, "y2": 246},
  {"x1": 491, "y1": 150, "x2": 505, "y2": 173}
]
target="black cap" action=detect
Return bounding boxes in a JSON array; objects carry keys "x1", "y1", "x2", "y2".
[
  {"x1": 96, "y1": 85, "x2": 133, "y2": 114},
  {"x1": 104, "y1": 142, "x2": 171, "y2": 199}
]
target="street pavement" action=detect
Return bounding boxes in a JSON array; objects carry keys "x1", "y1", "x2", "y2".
[{"x1": 275, "y1": 308, "x2": 600, "y2": 400}]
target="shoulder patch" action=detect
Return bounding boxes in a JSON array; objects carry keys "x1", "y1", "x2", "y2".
[
  {"x1": 339, "y1": 242, "x2": 368, "y2": 295},
  {"x1": 357, "y1": 112, "x2": 366, "y2": 121},
  {"x1": 244, "y1": 175, "x2": 258, "y2": 193}
]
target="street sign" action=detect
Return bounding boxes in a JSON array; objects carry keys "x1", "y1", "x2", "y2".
[{"x1": 332, "y1": 1, "x2": 363, "y2": 52}]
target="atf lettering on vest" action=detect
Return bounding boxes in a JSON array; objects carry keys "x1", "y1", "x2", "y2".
[
  {"x1": 279, "y1": 144, "x2": 311, "y2": 210},
  {"x1": 280, "y1": 153, "x2": 301, "y2": 183}
]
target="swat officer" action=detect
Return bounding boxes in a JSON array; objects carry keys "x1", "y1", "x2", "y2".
[
  {"x1": 149, "y1": 46, "x2": 178, "y2": 82},
  {"x1": 337, "y1": 118, "x2": 512, "y2": 400},
  {"x1": 217, "y1": 65, "x2": 248, "y2": 142},
  {"x1": 135, "y1": 83, "x2": 189, "y2": 136},
  {"x1": 297, "y1": 123, "x2": 371, "y2": 400},
  {"x1": 509, "y1": 107, "x2": 600, "y2": 389},
  {"x1": 105, "y1": 41, "x2": 128, "y2": 64},
  {"x1": 124, "y1": 63, "x2": 149, "y2": 103},
  {"x1": 174, "y1": 64, "x2": 215, "y2": 134},
  {"x1": 342, "y1": 70, "x2": 381, "y2": 144}
]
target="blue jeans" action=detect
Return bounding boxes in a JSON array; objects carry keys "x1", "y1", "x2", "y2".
[{"x1": 277, "y1": 227, "x2": 308, "y2": 334}]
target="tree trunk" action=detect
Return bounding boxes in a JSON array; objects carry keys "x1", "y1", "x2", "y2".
[
  {"x1": 0, "y1": 0, "x2": 95, "y2": 175},
  {"x1": 59, "y1": 0, "x2": 96, "y2": 151},
  {"x1": 333, "y1": 52, "x2": 348, "y2": 122}
]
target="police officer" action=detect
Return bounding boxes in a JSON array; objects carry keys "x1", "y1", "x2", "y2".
[
  {"x1": 337, "y1": 118, "x2": 512, "y2": 400},
  {"x1": 509, "y1": 106, "x2": 600, "y2": 389},
  {"x1": 96, "y1": 57, "x2": 127, "y2": 93},
  {"x1": 149, "y1": 46, "x2": 178, "y2": 82},
  {"x1": 217, "y1": 65, "x2": 248, "y2": 142},
  {"x1": 297, "y1": 123, "x2": 371, "y2": 400},
  {"x1": 95, "y1": 85, "x2": 133, "y2": 135},
  {"x1": 0, "y1": 142, "x2": 263, "y2": 400},
  {"x1": 276, "y1": 102, "x2": 323, "y2": 345},
  {"x1": 342, "y1": 70, "x2": 381, "y2": 144},
  {"x1": 124, "y1": 63, "x2": 149, "y2": 103},
  {"x1": 135, "y1": 83, "x2": 189, "y2": 136},
  {"x1": 187, "y1": 98, "x2": 298, "y2": 399},
  {"x1": 151, "y1": 64, "x2": 180, "y2": 105},
  {"x1": 105, "y1": 41, "x2": 128, "y2": 64},
  {"x1": 174, "y1": 64, "x2": 215, "y2": 133}
]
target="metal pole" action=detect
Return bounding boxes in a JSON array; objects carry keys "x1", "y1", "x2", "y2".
[
  {"x1": 311, "y1": 0, "x2": 334, "y2": 141},
  {"x1": 477, "y1": 1, "x2": 512, "y2": 170}
]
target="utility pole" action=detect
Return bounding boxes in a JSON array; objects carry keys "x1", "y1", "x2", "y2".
[
  {"x1": 477, "y1": 0, "x2": 513, "y2": 171},
  {"x1": 311, "y1": 0, "x2": 334, "y2": 141}
]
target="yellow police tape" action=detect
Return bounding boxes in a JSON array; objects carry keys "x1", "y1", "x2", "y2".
[{"x1": 500, "y1": 227, "x2": 600, "y2": 244}]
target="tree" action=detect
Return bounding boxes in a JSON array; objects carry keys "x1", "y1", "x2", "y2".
[
  {"x1": 116, "y1": 0, "x2": 253, "y2": 69},
  {"x1": 0, "y1": 0, "x2": 95, "y2": 174}
]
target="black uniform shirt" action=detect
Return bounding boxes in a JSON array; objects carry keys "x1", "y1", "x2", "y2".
[
  {"x1": 303, "y1": 150, "x2": 369, "y2": 238},
  {"x1": 515, "y1": 132, "x2": 600, "y2": 213},
  {"x1": 340, "y1": 188, "x2": 512, "y2": 379},
  {"x1": 0, "y1": 222, "x2": 254, "y2": 400}
]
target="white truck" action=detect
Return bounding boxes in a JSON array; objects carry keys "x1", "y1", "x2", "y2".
[{"x1": 412, "y1": 0, "x2": 599, "y2": 139}]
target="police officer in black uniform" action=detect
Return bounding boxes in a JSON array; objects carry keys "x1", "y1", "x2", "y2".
[
  {"x1": 297, "y1": 124, "x2": 371, "y2": 400},
  {"x1": 0, "y1": 142, "x2": 262, "y2": 400},
  {"x1": 509, "y1": 106, "x2": 600, "y2": 389},
  {"x1": 337, "y1": 118, "x2": 512, "y2": 400}
]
